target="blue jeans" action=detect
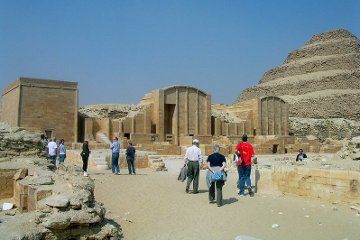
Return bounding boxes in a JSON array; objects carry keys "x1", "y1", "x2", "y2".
[
  {"x1": 237, "y1": 165, "x2": 252, "y2": 195},
  {"x1": 49, "y1": 155, "x2": 56, "y2": 171},
  {"x1": 112, "y1": 152, "x2": 120, "y2": 173},
  {"x1": 59, "y1": 154, "x2": 66, "y2": 164}
]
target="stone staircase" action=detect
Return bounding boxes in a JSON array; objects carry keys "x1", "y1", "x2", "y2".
[
  {"x1": 90, "y1": 150, "x2": 110, "y2": 170},
  {"x1": 96, "y1": 132, "x2": 112, "y2": 145}
]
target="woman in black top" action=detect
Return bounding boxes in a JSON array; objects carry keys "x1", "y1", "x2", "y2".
[
  {"x1": 206, "y1": 144, "x2": 227, "y2": 207},
  {"x1": 81, "y1": 141, "x2": 90, "y2": 177}
]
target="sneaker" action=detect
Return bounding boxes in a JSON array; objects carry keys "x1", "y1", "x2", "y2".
[
  {"x1": 83, "y1": 172, "x2": 88, "y2": 177},
  {"x1": 238, "y1": 193, "x2": 244, "y2": 197},
  {"x1": 248, "y1": 188, "x2": 254, "y2": 197},
  {"x1": 116, "y1": 172, "x2": 120, "y2": 175}
]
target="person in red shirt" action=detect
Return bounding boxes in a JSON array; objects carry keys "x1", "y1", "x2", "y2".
[{"x1": 235, "y1": 134, "x2": 255, "y2": 197}]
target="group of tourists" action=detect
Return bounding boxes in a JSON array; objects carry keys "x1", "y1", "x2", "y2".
[
  {"x1": 183, "y1": 134, "x2": 256, "y2": 207},
  {"x1": 110, "y1": 137, "x2": 136, "y2": 175},
  {"x1": 41, "y1": 134, "x2": 69, "y2": 171},
  {"x1": 41, "y1": 134, "x2": 90, "y2": 176},
  {"x1": 41, "y1": 134, "x2": 136, "y2": 177}
]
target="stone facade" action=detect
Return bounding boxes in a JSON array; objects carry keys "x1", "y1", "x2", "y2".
[{"x1": 1, "y1": 77, "x2": 79, "y2": 142}]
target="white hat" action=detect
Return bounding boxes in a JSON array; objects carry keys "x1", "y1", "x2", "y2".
[{"x1": 192, "y1": 139, "x2": 200, "y2": 144}]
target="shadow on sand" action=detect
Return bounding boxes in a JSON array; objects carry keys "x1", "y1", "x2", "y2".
[{"x1": 223, "y1": 197, "x2": 238, "y2": 205}]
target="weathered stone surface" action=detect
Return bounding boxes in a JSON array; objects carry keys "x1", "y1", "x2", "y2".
[
  {"x1": 42, "y1": 212, "x2": 71, "y2": 229},
  {"x1": 13, "y1": 168, "x2": 28, "y2": 180},
  {"x1": 45, "y1": 195, "x2": 70, "y2": 208},
  {"x1": 148, "y1": 156, "x2": 167, "y2": 171},
  {"x1": 289, "y1": 117, "x2": 360, "y2": 141},
  {"x1": 69, "y1": 189, "x2": 92, "y2": 209},
  {"x1": 0, "y1": 122, "x2": 41, "y2": 158},
  {"x1": 70, "y1": 209, "x2": 102, "y2": 224},
  {"x1": 350, "y1": 152, "x2": 360, "y2": 160},
  {"x1": 79, "y1": 104, "x2": 142, "y2": 119}
]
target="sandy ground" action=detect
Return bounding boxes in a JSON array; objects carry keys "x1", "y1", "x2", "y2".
[{"x1": 91, "y1": 159, "x2": 360, "y2": 240}]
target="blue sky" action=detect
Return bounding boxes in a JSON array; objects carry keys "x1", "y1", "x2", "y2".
[{"x1": 0, "y1": 0, "x2": 359, "y2": 105}]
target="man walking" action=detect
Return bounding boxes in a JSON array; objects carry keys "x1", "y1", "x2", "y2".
[
  {"x1": 235, "y1": 134, "x2": 255, "y2": 197},
  {"x1": 110, "y1": 137, "x2": 120, "y2": 175},
  {"x1": 184, "y1": 139, "x2": 203, "y2": 194},
  {"x1": 47, "y1": 138, "x2": 57, "y2": 171},
  {"x1": 126, "y1": 142, "x2": 136, "y2": 175}
]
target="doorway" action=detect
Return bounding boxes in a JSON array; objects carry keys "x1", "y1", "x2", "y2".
[
  {"x1": 164, "y1": 104, "x2": 176, "y2": 134},
  {"x1": 272, "y1": 144, "x2": 278, "y2": 154}
]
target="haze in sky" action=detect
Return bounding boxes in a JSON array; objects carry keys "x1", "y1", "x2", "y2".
[{"x1": 0, "y1": 0, "x2": 359, "y2": 105}]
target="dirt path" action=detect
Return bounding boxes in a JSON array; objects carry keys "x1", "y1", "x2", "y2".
[{"x1": 92, "y1": 161, "x2": 360, "y2": 240}]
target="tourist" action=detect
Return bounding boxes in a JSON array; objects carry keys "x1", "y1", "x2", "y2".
[
  {"x1": 126, "y1": 142, "x2": 136, "y2": 175},
  {"x1": 184, "y1": 139, "x2": 203, "y2": 194},
  {"x1": 206, "y1": 144, "x2": 227, "y2": 207},
  {"x1": 58, "y1": 139, "x2": 66, "y2": 164},
  {"x1": 296, "y1": 148, "x2": 307, "y2": 161},
  {"x1": 81, "y1": 141, "x2": 90, "y2": 177},
  {"x1": 40, "y1": 134, "x2": 48, "y2": 157},
  {"x1": 40, "y1": 134, "x2": 48, "y2": 151},
  {"x1": 47, "y1": 138, "x2": 57, "y2": 171},
  {"x1": 235, "y1": 134, "x2": 255, "y2": 197},
  {"x1": 110, "y1": 137, "x2": 120, "y2": 175}
]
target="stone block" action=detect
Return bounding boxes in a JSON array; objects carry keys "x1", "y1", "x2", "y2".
[
  {"x1": 36, "y1": 189, "x2": 53, "y2": 201},
  {"x1": 13, "y1": 168, "x2": 28, "y2": 180}
]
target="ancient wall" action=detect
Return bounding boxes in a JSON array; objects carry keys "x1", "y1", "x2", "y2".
[
  {"x1": 0, "y1": 169, "x2": 17, "y2": 199},
  {"x1": 2, "y1": 78, "x2": 79, "y2": 142},
  {"x1": 269, "y1": 166, "x2": 360, "y2": 204},
  {"x1": 259, "y1": 96, "x2": 288, "y2": 136},
  {"x1": 1, "y1": 80, "x2": 20, "y2": 126}
]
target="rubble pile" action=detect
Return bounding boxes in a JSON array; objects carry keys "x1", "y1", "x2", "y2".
[{"x1": 0, "y1": 122, "x2": 41, "y2": 159}]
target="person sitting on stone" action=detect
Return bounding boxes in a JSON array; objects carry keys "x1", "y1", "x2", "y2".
[{"x1": 296, "y1": 149, "x2": 307, "y2": 161}]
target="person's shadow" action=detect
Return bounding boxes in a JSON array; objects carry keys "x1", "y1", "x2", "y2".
[
  {"x1": 222, "y1": 197, "x2": 238, "y2": 206},
  {"x1": 254, "y1": 166, "x2": 260, "y2": 193}
]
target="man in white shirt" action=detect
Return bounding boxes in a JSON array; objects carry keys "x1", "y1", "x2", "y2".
[
  {"x1": 47, "y1": 138, "x2": 57, "y2": 170},
  {"x1": 184, "y1": 139, "x2": 203, "y2": 194}
]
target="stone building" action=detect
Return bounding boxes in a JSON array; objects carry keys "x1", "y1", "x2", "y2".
[
  {"x1": 2, "y1": 78, "x2": 326, "y2": 154},
  {"x1": 1, "y1": 77, "x2": 78, "y2": 142},
  {"x1": 81, "y1": 86, "x2": 293, "y2": 154}
]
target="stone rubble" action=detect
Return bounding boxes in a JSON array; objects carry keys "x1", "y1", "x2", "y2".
[{"x1": 0, "y1": 122, "x2": 122, "y2": 239}]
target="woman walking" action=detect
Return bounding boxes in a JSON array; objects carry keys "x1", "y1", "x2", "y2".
[
  {"x1": 81, "y1": 141, "x2": 90, "y2": 177},
  {"x1": 206, "y1": 144, "x2": 227, "y2": 207},
  {"x1": 58, "y1": 139, "x2": 66, "y2": 164}
]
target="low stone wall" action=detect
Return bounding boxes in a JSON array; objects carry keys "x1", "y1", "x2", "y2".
[
  {"x1": 0, "y1": 168, "x2": 17, "y2": 199},
  {"x1": 260, "y1": 166, "x2": 360, "y2": 204},
  {"x1": 119, "y1": 154, "x2": 149, "y2": 169}
]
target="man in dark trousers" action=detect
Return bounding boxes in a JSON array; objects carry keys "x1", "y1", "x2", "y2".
[
  {"x1": 126, "y1": 142, "x2": 136, "y2": 175},
  {"x1": 184, "y1": 139, "x2": 203, "y2": 194}
]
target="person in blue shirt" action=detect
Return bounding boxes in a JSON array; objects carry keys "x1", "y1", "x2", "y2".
[{"x1": 110, "y1": 137, "x2": 120, "y2": 175}]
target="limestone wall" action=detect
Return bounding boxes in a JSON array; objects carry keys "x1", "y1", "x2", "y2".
[
  {"x1": 0, "y1": 169, "x2": 17, "y2": 199},
  {"x1": 1, "y1": 78, "x2": 79, "y2": 142},
  {"x1": 1, "y1": 80, "x2": 20, "y2": 126},
  {"x1": 265, "y1": 166, "x2": 360, "y2": 204}
]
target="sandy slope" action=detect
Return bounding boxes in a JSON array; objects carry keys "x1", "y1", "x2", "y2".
[{"x1": 91, "y1": 160, "x2": 360, "y2": 240}]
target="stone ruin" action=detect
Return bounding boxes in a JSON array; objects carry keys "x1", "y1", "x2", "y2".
[{"x1": 0, "y1": 122, "x2": 122, "y2": 239}]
